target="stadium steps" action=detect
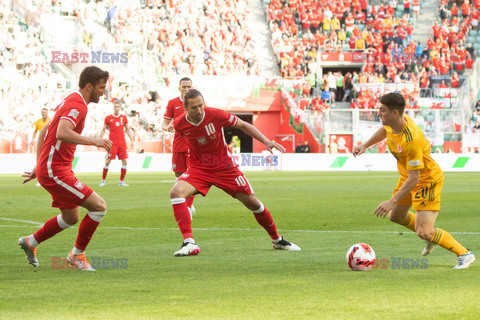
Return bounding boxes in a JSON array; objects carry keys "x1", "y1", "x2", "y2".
[
  {"x1": 247, "y1": 0, "x2": 280, "y2": 77},
  {"x1": 412, "y1": 0, "x2": 441, "y2": 44}
]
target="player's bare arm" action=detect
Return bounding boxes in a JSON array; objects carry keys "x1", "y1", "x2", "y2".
[
  {"x1": 374, "y1": 169, "x2": 420, "y2": 218},
  {"x1": 162, "y1": 118, "x2": 174, "y2": 133},
  {"x1": 57, "y1": 119, "x2": 112, "y2": 152},
  {"x1": 235, "y1": 119, "x2": 286, "y2": 153},
  {"x1": 125, "y1": 124, "x2": 135, "y2": 149},
  {"x1": 353, "y1": 126, "x2": 387, "y2": 157},
  {"x1": 99, "y1": 124, "x2": 108, "y2": 138},
  {"x1": 30, "y1": 128, "x2": 39, "y2": 145},
  {"x1": 22, "y1": 122, "x2": 50, "y2": 184}
]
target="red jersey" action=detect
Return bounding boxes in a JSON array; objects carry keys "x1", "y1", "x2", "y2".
[
  {"x1": 164, "y1": 97, "x2": 188, "y2": 153},
  {"x1": 104, "y1": 114, "x2": 128, "y2": 145},
  {"x1": 38, "y1": 92, "x2": 88, "y2": 173},
  {"x1": 173, "y1": 107, "x2": 239, "y2": 169}
]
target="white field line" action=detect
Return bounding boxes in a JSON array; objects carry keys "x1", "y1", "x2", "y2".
[{"x1": 0, "y1": 217, "x2": 479, "y2": 235}]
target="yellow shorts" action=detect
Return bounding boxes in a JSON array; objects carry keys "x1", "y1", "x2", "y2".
[{"x1": 393, "y1": 179, "x2": 443, "y2": 211}]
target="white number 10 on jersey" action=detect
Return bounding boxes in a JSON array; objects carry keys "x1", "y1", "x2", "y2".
[{"x1": 205, "y1": 123, "x2": 216, "y2": 135}]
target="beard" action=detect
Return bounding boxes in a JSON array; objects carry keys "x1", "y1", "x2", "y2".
[{"x1": 90, "y1": 91, "x2": 101, "y2": 103}]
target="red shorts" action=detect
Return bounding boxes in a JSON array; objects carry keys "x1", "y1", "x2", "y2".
[
  {"x1": 107, "y1": 144, "x2": 128, "y2": 160},
  {"x1": 37, "y1": 169, "x2": 93, "y2": 210},
  {"x1": 178, "y1": 166, "x2": 254, "y2": 198},
  {"x1": 172, "y1": 152, "x2": 188, "y2": 173}
]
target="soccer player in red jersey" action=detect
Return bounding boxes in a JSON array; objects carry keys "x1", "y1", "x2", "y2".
[
  {"x1": 98, "y1": 99, "x2": 134, "y2": 187},
  {"x1": 19, "y1": 66, "x2": 112, "y2": 271},
  {"x1": 169, "y1": 89, "x2": 301, "y2": 256},
  {"x1": 162, "y1": 77, "x2": 196, "y2": 218}
]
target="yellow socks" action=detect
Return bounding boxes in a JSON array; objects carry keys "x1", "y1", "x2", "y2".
[
  {"x1": 430, "y1": 228, "x2": 469, "y2": 256},
  {"x1": 400, "y1": 211, "x2": 416, "y2": 232}
]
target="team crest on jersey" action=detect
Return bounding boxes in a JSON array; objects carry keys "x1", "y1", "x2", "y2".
[
  {"x1": 197, "y1": 137, "x2": 207, "y2": 145},
  {"x1": 116, "y1": 121, "x2": 120, "y2": 126},
  {"x1": 68, "y1": 109, "x2": 79, "y2": 119},
  {"x1": 74, "y1": 180, "x2": 85, "y2": 190},
  {"x1": 397, "y1": 144, "x2": 402, "y2": 153}
]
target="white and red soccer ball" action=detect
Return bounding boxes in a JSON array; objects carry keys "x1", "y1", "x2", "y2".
[{"x1": 346, "y1": 243, "x2": 376, "y2": 271}]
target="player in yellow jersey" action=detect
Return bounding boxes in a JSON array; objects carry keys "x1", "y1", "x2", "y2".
[
  {"x1": 353, "y1": 93, "x2": 475, "y2": 269},
  {"x1": 31, "y1": 108, "x2": 50, "y2": 147}
]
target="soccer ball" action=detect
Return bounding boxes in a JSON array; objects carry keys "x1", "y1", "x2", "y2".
[{"x1": 346, "y1": 243, "x2": 376, "y2": 271}]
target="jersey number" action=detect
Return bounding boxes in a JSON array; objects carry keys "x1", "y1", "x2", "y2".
[
  {"x1": 414, "y1": 182, "x2": 437, "y2": 201},
  {"x1": 235, "y1": 176, "x2": 246, "y2": 187},
  {"x1": 205, "y1": 123, "x2": 215, "y2": 135}
]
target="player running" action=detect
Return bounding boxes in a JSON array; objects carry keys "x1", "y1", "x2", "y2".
[
  {"x1": 19, "y1": 66, "x2": 112, "y2": 271},
  {"x1": 162, "y1": 77, "x2": 196, "y2": 218},
  {"x1": 353, "y1": 92, "x2": 475, "y2": 269},
  {"x1": 98, "y1": 99, "x2": 134, "y2": 187},
  {"x1": 169, "y1": 89, "x2": 300, "y2": 256}
]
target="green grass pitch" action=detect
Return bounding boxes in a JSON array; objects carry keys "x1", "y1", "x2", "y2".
[{"x1": 1, "y1": 171, "x2": 479, "y2": 319}]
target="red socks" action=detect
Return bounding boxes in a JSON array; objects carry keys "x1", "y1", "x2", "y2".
[
  {"x1": 185, "y1": 195, "x2": 195, "y2": 209},
  {"x1": 33, "y1": 215, "x2": 71, "y2": 244},
  {"x1": 102, "y1": 168, "x2": 108, "y2": 180},
  {"x1": 120, "y1": 166, "x2": 127, "y2": 181},
  {"x1": 74, "y1": 214, "x2": 101, "y2": 252},
  {"x1": 172, "y1": 198, "x2": 193, "y2": 239},
  {"x1": 253, "y1": 203, "x2": 279, "y2": 240}
]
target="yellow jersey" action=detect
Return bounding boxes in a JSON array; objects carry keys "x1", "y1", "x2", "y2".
[
  {"x1": 385, "y1": 114, "x2": 443, "y2": 184},
  {"x1": 34, "y1": 118, "x2": 50, "y2": 131}
]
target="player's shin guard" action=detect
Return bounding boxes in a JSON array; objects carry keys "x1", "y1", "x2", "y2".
[
  {"x1": 430, "y1": 228, "x2": 469, "y2": 256},
  {"x1": 32, "y1": 214, "x2": 73, "y2": 246},
  {"x1": 185, "y1": 195, "x2": 195, "y2": 209},
  {"x1": 102, "y1": 165, "x2": 109, "y2": 180},
  {"x1": 73, "y1": 211, "x2": 106, "y2": 253},
  {"x1": 120, "y1": 165, "x2": 127, "y2": 181},
  {"x1": 172, "y1": 198, "x2": 193, "y2": 239},
  {"x1": 252, "y1": 202, "x2": 280, "y2": 240},
  {"x1": 400, "y1": 211, "x2": 416, "y2": 232}
]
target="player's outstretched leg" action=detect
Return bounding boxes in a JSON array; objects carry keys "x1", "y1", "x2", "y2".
[{"x1": 237, "y1": 194, "x2": 301, "y2": 251}]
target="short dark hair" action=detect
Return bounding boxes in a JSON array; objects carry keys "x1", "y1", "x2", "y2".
[
  {"x1": 79, "y1": 66, "x2": 109, "y2": 89},
  {"x1": 184, "y1": 89, "x2": 203, "y2": 107},
  {"x1": 179, "y1": 77, "x2": 192, "y2": 85},
  {"x1": 379, "y1": 92, "x2": 405, "y2": 114}
]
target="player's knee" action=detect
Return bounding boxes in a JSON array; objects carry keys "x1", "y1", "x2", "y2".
[
  {"x1": 169, "y1": 188, "x2": 182, "y2": 199},
  {"x1": 388, "y1": 212, "x2": 403, "y2": 224},
  {"x1": 92, "y1": 198, "x2": 107, "y2": 212},
  {"x1": 416, "y1": 229, "x2": 434, "y2": 241}
]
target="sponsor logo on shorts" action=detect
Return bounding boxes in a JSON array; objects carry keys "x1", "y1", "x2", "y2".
[
  {"x1": 68, "y1": 109, "x2": 79, "y2": 119},
  {"x1": 74, "y1": 180, "x2": 85, "y2": 190},
  {"x1": 172, "y1": 163, "x2": 177, "y2": 170},
  {"x1": 180, "y1": 173, "x2": 190, "y2": 179}
]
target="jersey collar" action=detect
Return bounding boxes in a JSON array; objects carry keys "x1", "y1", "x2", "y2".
[
  {"x1": 75, "y1": 91, "x2": 88, "y2": 106},
  {"x1": 185, "y1": 112, "x2": 205, "y2": 126}
]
